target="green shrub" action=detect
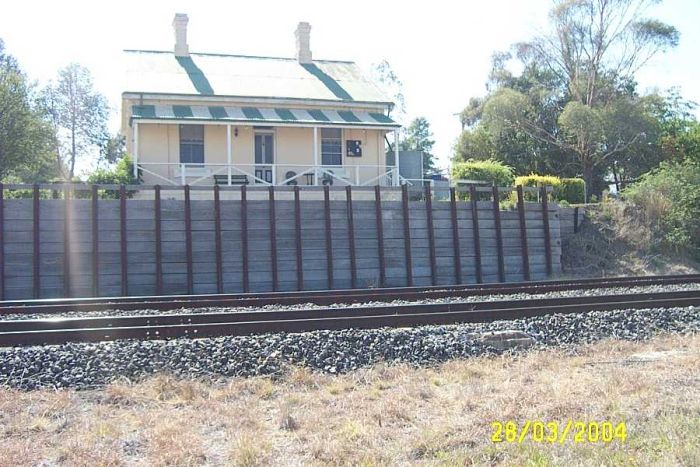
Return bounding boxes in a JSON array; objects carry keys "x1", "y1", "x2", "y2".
[
  {"x1": 512, "y1": 174, "x2": 562, "y2": 202},
  {"x1": 512, "y1": 174, "x2": 585, "y2": 204},
  {"x1": 451, "y1": 159, "x2": 515, "y2": 186},
  {"x1": 558, "y1": 178, "x2": 585, "y2": 204},
  {"x1": 87, "y1": 155, "x2": 138, "y2": 185},
  {"x1": 86, "y1": 155, "x2": 140, "y2": 198},
  {"x1": 622, "y1": 159, "x2": 700, "y2": 258},
  {"x1": 451, "y1": 159, "x2": 514, "y2": 200}
]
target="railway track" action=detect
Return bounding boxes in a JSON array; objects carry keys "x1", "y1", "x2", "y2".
[
  {"x1": 1, "y1": 274, "x2": 699, "y2": 316},
  {"x1": 0, "y1": 280, "x2": 698, "y2": 346}
]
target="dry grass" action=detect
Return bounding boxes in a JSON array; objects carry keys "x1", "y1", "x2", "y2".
[
  {"x1": 1, "y1": 333, "x2": 699, "y2": 465},
  {"x1": 562, "y1": 203, "x2": 699, "y2": 277}
]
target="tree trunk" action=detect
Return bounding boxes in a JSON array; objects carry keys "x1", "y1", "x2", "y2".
[
  {"x1": 70, "y1": 123, "x2": 76, "y2": 180},
  {"x1": 611, "y1": 163, "x2": 620, "y2": 193},
  {"x1": 582, "y1": 163, "x2": 593, "y2": 203}
]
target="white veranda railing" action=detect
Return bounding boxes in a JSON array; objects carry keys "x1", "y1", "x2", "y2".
[{"x1": 136, "y1": 163, "x2": 400, "y2": 187}]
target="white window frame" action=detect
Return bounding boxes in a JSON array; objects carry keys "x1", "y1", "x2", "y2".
[{"x1": 321, "y1": 127, "x2": 343, "y2": 166}]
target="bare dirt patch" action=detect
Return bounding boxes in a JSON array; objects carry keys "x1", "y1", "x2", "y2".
[{"x1": 1, "y1": 333, "x2": 698, "y2": 465}]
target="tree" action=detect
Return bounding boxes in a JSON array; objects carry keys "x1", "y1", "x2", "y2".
[
  {"x1": 651, "y1": 90, "x2": 700, "y2": 164},
  {"x1": 43, "y1": 63, "x2": 109, "y2": 179},
  {"x1": 0, "y1": 39, "x2": 57, "y2": 181},
  {"x1": 371, "y1": 60, "x2": 406, "y2": 124},
  {"x1": 400, "y1": 117, "x2": 437, "y2": 174},
  {"x1": 517, "y1": 0, "x2": 678, "y2": 108},
  {"x1": 455, "y1": 0, "x2": 680, "y2": 199},
  {"x1": 100, "y1": 133, "x2": 126, "y2": 165}
]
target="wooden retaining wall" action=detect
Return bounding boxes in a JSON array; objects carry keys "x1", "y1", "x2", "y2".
[
  {"x1": 559, "y1": 206, "x2": 586, "y2": 237},
  {"x1": 0, "y1": 184, "x2": 562, "y2": 300}
]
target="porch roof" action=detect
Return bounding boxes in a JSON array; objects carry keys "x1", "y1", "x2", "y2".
[{"x1": 130, "y1": 104, "x2": 400, "y2": 129}]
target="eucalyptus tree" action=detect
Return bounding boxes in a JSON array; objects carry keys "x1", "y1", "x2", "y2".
[
  {"x1": 400, "y1": 117, "x2": 438, "y2": 174},
  {"x1": 43, "y1": 63, "x2": 109, "y2": 179},
  {"x1": 455, "y1": 0, "x2": 680, "y2": 198},
  {"x1": 0, "y1": 39, "x2": 56, "y2": 181}
]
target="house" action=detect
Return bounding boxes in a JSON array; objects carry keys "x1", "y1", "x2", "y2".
[{"x1": 121, "y1": 14, "x2": 401, "y2": 187}]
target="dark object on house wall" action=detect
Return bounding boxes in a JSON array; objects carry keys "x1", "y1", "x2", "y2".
[{"x1": 346, "y1": 140, "x2": 362, "y2": 157}]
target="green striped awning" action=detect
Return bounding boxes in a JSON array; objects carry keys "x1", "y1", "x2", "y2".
[{"x1": 131, "y1": 105, "x2": 400, "y2": 128}]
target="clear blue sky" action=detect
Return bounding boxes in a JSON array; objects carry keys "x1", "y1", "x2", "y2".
[{"x1": 2, "y1": 0, "x2": 698, "y2": 174}]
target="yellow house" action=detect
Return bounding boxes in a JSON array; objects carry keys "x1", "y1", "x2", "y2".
[{"x1": 122, "y1": 14, "x2": 401, "y2": 186}]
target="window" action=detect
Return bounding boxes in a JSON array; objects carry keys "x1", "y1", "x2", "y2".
[
  {"x1": 179, "y1": 125, "x2": 204, "y2": 164},
  {"x1": 321, "y1": 128, "x2": 342, "y2": 165},
  {"x1": 254, "y1": 133, "x2": 274, "y2": 164}
]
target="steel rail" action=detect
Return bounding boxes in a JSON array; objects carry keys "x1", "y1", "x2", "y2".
[
  {"x1": 0, "y1": 275, "x2": 698, "y2": 316},
  {"x1": 0, "y1": 290, "x2": 698, "y2": 346}
]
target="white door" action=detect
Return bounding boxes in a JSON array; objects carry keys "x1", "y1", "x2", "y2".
[{"x1": 254, "y1": 131, "x2": 274, "y2": 183}]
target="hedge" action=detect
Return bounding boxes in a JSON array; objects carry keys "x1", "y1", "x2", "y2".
[
  {"x1": 558, "y1": 178, "x2": 585, "y2": 204},
  {"x1": 512, "y1": 174, "x2": 585, "y2": 204},
  {"x1": 451, "y1": 159, "x2": 515, "y2": 186},
  {"x1": 513, "y1": 174, "x2": 561, "y2": 202}
]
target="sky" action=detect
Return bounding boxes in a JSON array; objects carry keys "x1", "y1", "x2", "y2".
[{"x1": 2, "y1": 0, "x2": 699, "y2": 174}]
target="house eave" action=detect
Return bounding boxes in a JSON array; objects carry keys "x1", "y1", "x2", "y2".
[
  {"x1": 130, "y1": 117, "x2": 399, "y2": 131},
  {"x1": 122, "y1": 92, "x2": 394, "y2": 111}
]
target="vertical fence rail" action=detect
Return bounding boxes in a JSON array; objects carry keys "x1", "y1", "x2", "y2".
[
  {"x1": 184, "y1": 185, "x2": 193, "y2": 295},
  {"x1": 241, "y1": 186, "x2": 249, "y2": 293},
  {"x1": 346, "y1": 186, "x2": 357, "y2": 289},
  {"x1": 374, "y1": 185, "x2": 386, "y2": 288},
  {"x1": 214, "y1": 185, "x2": 223, "y2": 294},
  {"x1": 63, "y1": 187, "x2": 71, "y2": 297},
  {"x1": 401, "y1": 184, "x2": 413, "y2": 287},
  {"x1": 268, "y1": 186, "x2": 278, "y2": 291},
  {"x1": 492, "y1": 185, "x2": 506, "y2": 282},
  {"x1": 516, "y1": 185, "x2": 531, "y2": 281},
  {"x1": 294, "y1": 186, "x2": 304, "y2": 290},
  {"x1": 0, "y1": 184, "x2": 4, "y2": 300},
  {"x1": 574, "y1": 206, "x2": 580, "y2": 233},
  {"x1": 119, "y1": 185, "x2": 128, "y2": 295},
  {"x1": 154, "y1": 185, "x2": 163, "y2": 295},
  {"x1": 33, "y1": 184, "x2": 40, "y2": 298},
  {"x1": 541, "y1": 186, "x2": 553, "y2": 276},
  {"x1": 469, "y1": 185, "x2": 483, "y2": 283},
  {"x1": 425, "y1": 185, "x2": 437, "y2": 286},
  {"x1": 91, "y1": 185, "x2": 99, "y2": 296},
  {"x1": 324, "y1": 186, "x2": 333, "y2": 289},
  {"x1": 449, "y1": 188, "x2": 462, "y2": 284}
]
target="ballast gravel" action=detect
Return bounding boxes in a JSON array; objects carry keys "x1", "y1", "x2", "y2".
[{"x1": 0, "y1": 304, "x2": 698, "y2": 391}]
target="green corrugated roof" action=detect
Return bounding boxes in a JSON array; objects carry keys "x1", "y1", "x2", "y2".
[
  {"x1": 338, "y1": 110, "x2": 361, "y2": 123},
  {"x1": 369, "y1": 112, "x2": 394, "y2": 124},
  {"x1": 274, "y1": 108, "x2": 297, "y2": 121},
  {"x1": 208, "y1": 106, "x2": 228, "y2": 119},
  {"x1": 242, "y1": 107, "x2": 264, "y2": 120},
  {"x1": 124, "y1": 50, "x2": 393, "y2": 105},
  {"x1": 130, "y1": 105, "x2": 400, "y2": 128},
  {"x1": 133, "y1": 104, "x2": 156, "y2": 118},
  {"x1": 173, "y1": 105, "x2": 193, "y2": 118},
  {"x1": 308, "y1": 109, "x2": 329, "y2": 122}
]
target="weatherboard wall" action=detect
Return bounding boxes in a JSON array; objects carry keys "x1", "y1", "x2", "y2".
[
  {"x1": 135, "y1": 123, "x2": 387, "y2": 185},
  {"x1": 0, "y1": 187, "x2": 562, "y2": 300}
]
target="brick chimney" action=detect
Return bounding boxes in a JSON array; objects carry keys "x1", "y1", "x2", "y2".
[
  {"x1": 173, "y1": 13, "x2": 189, "y2": 57},
  {"x1": 295, "y1": 22, "x2": 312, "y2": 64}
]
